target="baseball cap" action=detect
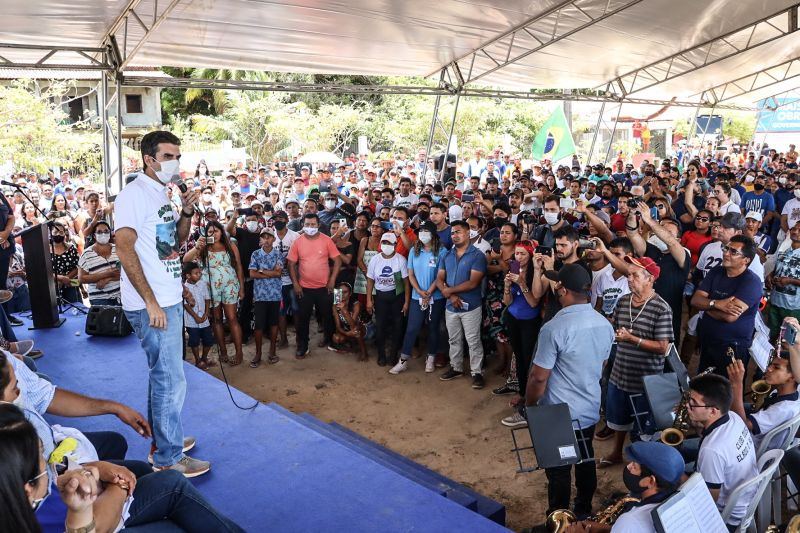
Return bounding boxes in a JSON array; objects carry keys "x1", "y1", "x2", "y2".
[
  {"x1": 448, "y1": 204, "x2": 463, "y2": 222},
  {"x1": 720, "y1": 212, "x2": 746, "y2": 230},
  {"x1": 624, "y1": 256, "x2": 661, "y2": 280},
  {"x1": 381, "y1": 232, "x2": 397, "y2": 244},
  {"x1": 625, "y1": 441, "x2": 685, "y2": 485},
  {"x1": 301, "y1": 165, "x2": 310, "y2": 170},
  {"x1": 543, "y1": 264, "x2": 592, "y2": 293},
  {"x1": 273, "y1": 210, "x2": 288, "y2": 219},
  {"x1": 744, "y1": 211, "x2": 763, "y2": 222},
  {"x1": 260, "y1": 227, "x2": 275, "y2": 237}
]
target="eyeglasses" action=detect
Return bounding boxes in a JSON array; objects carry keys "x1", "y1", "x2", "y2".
[
  {"x1": 655, "y1": 204, "x2": 667, "y2": 209},
  {"x1": 721, "y1": 246, "x2": 744, "y2": 257},
  {"x1": 687, "y1": 399, "x2": 714, "y2": 410},
  {"x1": 695, "y1": 216, "x2": 710, "y2": 222}
]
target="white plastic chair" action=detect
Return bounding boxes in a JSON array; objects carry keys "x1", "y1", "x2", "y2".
[
  {"x1": 755, "y1": 411, "x2": 800, "y2": 531},
  {"x1": 721, "y1": 448, "x2": 784, "y2": 533}
]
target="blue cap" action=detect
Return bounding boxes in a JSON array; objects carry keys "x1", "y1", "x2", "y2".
[{"x1": 625, "y1": 441, "x2": 685, "y2": 485}]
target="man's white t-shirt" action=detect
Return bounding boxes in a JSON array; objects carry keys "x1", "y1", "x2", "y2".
[
  {"x1": 719, "y1": 200, "x2": 740, "y2": 215},
  {"x1": 782, "y1": 198, "x2": 800, "y2": 229},
  {"x1": 274, "y1": 229, "x2": 300, "y2": 286},
  {"x1": 591, "y1": 267, "x2": 630, "y2": 315},
  {"x1": 695, "y1": 240, "x2": 764, "y2": 281},
  {"x1": 696, "y1": 412, "x2": 758, "y2": 525},
  {"x1": 394, "y1": 193, "x2": 418, "y2": 208},
  {"x1": 115, "y1": 173, "x2": 183, "y2": 311}
]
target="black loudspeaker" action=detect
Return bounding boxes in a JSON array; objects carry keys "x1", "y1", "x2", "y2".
[
  {"x1": 434, "y1": 153, "x2": 457, "y2": 182},
  {"x1": 85, "y1": 306, "x2": 132, "y2": 337}
]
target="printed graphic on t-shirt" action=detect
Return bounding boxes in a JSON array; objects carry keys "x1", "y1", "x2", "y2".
[
  {"x1": 601, "y1": 287, "x2": 624, "y2": 315},
  {"x1": 775, "y1": 251, "x2": 800, "y2": 297},
  {"x1": 376, "y1": 265, "x2": 396, "y2": 290},
  {"x1": 156, "y1": 204, "x2": 181, "y2": 278}
]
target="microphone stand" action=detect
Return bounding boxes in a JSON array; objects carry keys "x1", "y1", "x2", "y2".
[{"x1": 9, "y1": 183, "x2": 86, "y2": 315}]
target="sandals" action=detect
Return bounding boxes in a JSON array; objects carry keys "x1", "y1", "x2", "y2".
[
  {"x1": 596, "y1": 457, "x2": 623, "y2": 469},
  {"x1": 249, "y1": 360, "x2": 261, "y2": 368},
  {"x1": 268, "y1": 354, "x2": 280, "y2": 364}
]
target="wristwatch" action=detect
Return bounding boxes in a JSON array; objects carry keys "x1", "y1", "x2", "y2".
[
  {"x1": 709, "y1": 299, "x2": 716, "y2": 309},
  {"x1": 66, "y1": 519, "x2": 95, "y2": 533},
  {"x1": 180, "y1": 209, "x2": 193, "y2": 218}
]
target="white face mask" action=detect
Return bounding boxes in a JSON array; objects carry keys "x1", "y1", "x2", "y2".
[
  {"x1": 418, "y1": 231, "x2": 432, "y2": 244},
  {"x1": 795, "y1": 188, "x2": 800, "y2": 199},
  {"x1": 246, "y1": 221, "x2": 259, "y2": 233},
  {"x1": 647, "y1": 234, "x2": 669, "y2": 253},
  {"x1": 391, "y1": 217, "x2": 405, "y2": 228},
  {"x1": 94, "y1": 233, "x2": 111, "y2": 245},
  {"x1": 202, "y1": 193, "x2": 213, "y2": 202},
  {"x1": 325, "y1": 200, "x2": 337, "y2": 210},
  {"x1": 469, "y1": 229, "x2": 479, "y2": 240},
  {"x1": 153, "y1": 158, "x2": 180, "y2": 184},
  {"x1": 779, "y1": 177, "x2": 787, "y2": 185},
  {"x1": 745, "y1": 175, "x2": 755, "y2": 183},
  {"x1": 381, "y1": 244, "x2": 395, "y2": 256},
  {"x1": 303, "y1": 227, "x2": 319, "y2": 236},
  {"x1": 544, "y1": 212, "x2": 560, "y2": 226},
  {"x1": 257, "y1": 194, "x2": 267, "y2": 203}
]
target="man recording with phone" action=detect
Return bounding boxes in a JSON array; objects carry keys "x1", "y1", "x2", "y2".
[{"x1": 115, "y1": 130, "x2": 210, "y2": 477}]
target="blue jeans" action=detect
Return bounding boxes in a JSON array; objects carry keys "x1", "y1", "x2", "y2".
[
  {"x1": 124, "y1": 469, "x2": 244, "y2": 532},
  {"x1": 400, "y1": 298, "x2": 445, "y2": 359},
  {"x1": 124, "y1": 302, "x2": 186, "y2": 467}
]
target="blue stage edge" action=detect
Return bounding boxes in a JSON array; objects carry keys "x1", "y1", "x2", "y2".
[{"x1": 28, "y1": 312, "x2": 507, "y2": 532}]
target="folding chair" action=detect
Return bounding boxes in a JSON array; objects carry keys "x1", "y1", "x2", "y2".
[
  {"x1": 756, "y1": 412, "x2": 800, "y2": 530},
  {"x1": 721, "y1": 449, "x2": 784, "y2": 533}
]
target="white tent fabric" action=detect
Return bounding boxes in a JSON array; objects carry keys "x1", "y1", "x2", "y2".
[{"x1": 1, "y1": 0, "x2": 798, "y2": 104}]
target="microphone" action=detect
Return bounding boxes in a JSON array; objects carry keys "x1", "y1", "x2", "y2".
[
  {"x1": 170, "y1": 175, "x2": 202, "y2": 214},
  {"x1": 0, "y1": 180, "x2": 20, "y2": 188}
]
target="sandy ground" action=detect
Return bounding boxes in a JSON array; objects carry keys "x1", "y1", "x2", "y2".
[{"x1": 202, "y1": 326, "x2": 628, "y2": 533}]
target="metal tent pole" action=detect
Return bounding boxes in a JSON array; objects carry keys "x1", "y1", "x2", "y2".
[
  {"x1": 603, "y1": 102, "x2": 624, "y2": 164},
  {"x1": 586, "y1": 101, "x2": 606, "y2": 164},
  {"x1": 116, "y1": 74, "x2": 123, "y2": 192},
  {"x1": 439, "y1": 92, "x2": 462, "y2": 184},
  {"x1": 421, "y1": 71, "x2": 445, "y2": 182}
]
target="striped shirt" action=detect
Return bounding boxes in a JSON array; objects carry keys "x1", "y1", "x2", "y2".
[
  {"x1": 609, "y1": 293, "x2": 674, "y2": 393},
  {"x1": 77, "y1": 244, "x2": 121, "y2": 303}
]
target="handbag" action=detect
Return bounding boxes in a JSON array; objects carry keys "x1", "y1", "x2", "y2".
[{"x1": 85, "y1": 305, "x2": 133, "y2": 337}]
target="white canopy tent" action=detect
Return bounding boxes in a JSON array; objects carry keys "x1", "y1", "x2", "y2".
[{"x1": 2, "y1": 0, "x2": 799, "y2": 189}]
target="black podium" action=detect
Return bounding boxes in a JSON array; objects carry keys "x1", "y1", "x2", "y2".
[{"x1": 18, "y1": 223, "x2": 63, "y2": 328}]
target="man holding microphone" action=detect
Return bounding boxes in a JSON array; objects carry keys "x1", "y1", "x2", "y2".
[{"x1": 115, "y1": 130, "x2": 210, "y2": 477}]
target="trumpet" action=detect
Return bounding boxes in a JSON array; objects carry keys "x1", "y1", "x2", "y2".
[
  {"x1": 546, "y1": 495, "x2": 640, "y2": 532},
  {"x1": 751, "y1": 380, "x2": 773, "y2": 412},
  {"x1": 660, "y1": 366, "x2": 715, "y2": 447}
]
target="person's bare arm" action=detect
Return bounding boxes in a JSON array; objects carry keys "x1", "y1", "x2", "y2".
[
  {"x1": 115, "y1": 227, "x2": 165, "y2": 328},
  {"x1": 782, "y1": 213, "x2": 789, "y2": 233},
  {"x1": 175, "y1": 188, "x2": 198, "y2": 244},
  {"x1": 577, "y1": 202, "x2": 613, "y2": 243},
  {"x1": 78, "y1": 267, "x2": 114, "y2": 284},
  {"x1": 48, "y1": 389, "x2": 151, "y2": 437},
  {"x1": 625, "y1": 212, "x2": 647, "y2": 256},
  {"x1": 357, "y1": 237, "x2": 369, "y2": 272},
  {"x1": 684, "y1": 181, "x2": 699, "y2": 218},
  {"x1": 328, "y1": 255, "x2": 342, "y2": 291},
  {"x1": 525, "y1": 365, "x2": 551, "y2": 406}
]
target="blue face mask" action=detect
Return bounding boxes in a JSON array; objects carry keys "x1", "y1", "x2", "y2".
[{"x1": 432, "y1": 195, "x2": 441, "y2": 202}]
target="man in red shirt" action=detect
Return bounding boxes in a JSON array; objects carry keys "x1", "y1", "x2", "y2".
[
  {"x1": 287, "y1": 213, "x2": 342, "y2": 357},
  {"x1": 390, "y1": 207, "x2": 417, "y2": 258}
]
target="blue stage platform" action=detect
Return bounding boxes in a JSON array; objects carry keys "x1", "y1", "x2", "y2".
[{"x1": 28, "y1": 312, "x2": 507, "y2": 532}]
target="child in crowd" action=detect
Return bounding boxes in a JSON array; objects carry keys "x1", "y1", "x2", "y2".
[
  {"x1": 182, "y1": 262, "x2": 215, "y2": 370},
  {"x1": 248, "y1": 228, "x2": 284, "y2": 367},
  {"x1": 331, "y1": 281, "x2": 369, "y2": 361}
]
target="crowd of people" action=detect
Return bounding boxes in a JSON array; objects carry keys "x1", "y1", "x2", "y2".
[{"x1": 2, "y1": 132, "x2": 800, "y2": 532}]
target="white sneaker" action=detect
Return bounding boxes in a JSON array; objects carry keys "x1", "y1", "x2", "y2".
[
  {"x1": 389, "y1": 360, "x2": 408, "y2": 374},
  {"x1": 425, "y1": 356, "x2": 435, "y2": 373},
  {"x1": 501, "y1": 412, "x2": 528, "y2": 428}
]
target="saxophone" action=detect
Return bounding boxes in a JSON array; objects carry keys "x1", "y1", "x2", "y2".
[
  {"x1": 546, "y1": 495, "x2": 641, "y2": 532},
  {"x1": 751, "y1": 379, "x2": 773, "y2": 411},
  {"x1": 660, "y1": 366, "x2": 715, "y2": 447}
]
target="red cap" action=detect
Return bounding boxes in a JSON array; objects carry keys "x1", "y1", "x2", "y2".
[{"x1": 624, "y1": 255, "x2": 661, "y2": 280}]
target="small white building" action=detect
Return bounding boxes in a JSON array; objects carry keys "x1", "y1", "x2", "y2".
[{"x1": 0, "y1": 67, "x2": 169, "y2": 148}]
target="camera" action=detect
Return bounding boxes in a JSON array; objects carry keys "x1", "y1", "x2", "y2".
[
  {"x1": 626, "y1": 197, "x2": 643, "y2": 209},
  {"x1": 578, "y1": 238, "x2": 596, "y2": 249},
  {"x1": 519, "y1": 212, "x2": 536, "y2": 225},
  {"x1": 490, "y1": 238, "x2": 501, "y2": 254}
]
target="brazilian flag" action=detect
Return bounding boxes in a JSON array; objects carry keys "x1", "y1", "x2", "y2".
[{"x1": 532, "y1": 107, "x2": 576, "y2": 162}]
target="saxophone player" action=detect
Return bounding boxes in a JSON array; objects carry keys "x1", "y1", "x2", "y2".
[
  {"x1": 564, "y1": 442, "x2": 685, "y2": 533},
  {"x1": 728, "y1": 357, "x2": 800, "y2": 451}
]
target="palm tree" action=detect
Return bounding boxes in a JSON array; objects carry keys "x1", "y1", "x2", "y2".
[{"x1": 184, "y1": 69, "x2": 272, "y2": 114}]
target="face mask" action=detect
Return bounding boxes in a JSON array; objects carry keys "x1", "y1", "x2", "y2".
[
  {"x1": 622, "y1": 468, "x2": 646, "y2": 497},
  {"x1": 753, "y1": 183, "x2": 765, "y2": 191},
  {"x1": 202, "y1": 193, "x2": 213, "y2": 202},
  {"x1": 644, "y1": 170, "x2": 654, "y2": 177},
  {"x1": 273, "y1": 220, "x2": 287, "y2": 231},
  {"x1": 494, "y1": 217, "x2": 507, "y2": 228},
  {"x1": 381, "y1": 244, "x2": 395, "y2": 255},
  {"x1": 381, "y1": 199, "x2": 392, "y2": 206},
  {"x1": 745, "y1": 175, "x2": 755, "y2": 183},
  {"x1": 432, "y1": 195, "x2": 441, "y2": 202},
  {"x1": 325, "y1": 200, "x2": 337, "y2": 210},
  {"x1": 418, "y1": 231, "x2": 432, "y2": 244},
  {"x1": 779, "y1": 177, "x2": 787, "y2": 185},
  {"x1": 153, "y1": 158, "x2": 180, "y2": 184},
  {"x1": 246, "y1": 221, "x2": 259, "y2": 232},
  {"x1": 95, "y1": 233, "x2": 111, "y2": 245},
  {"x1": 469, "y1": 229, "x2": 479, "y2": 240},
  {"x1": 544, "y1": 212, "x2": 560, "y2": 226},
  {"x1": 795, "y1": 189, "x2": 800, "y2": 199},
  {"x1": 580, "y1": 186, "x2": 587, "y2": 193},
  {"x1": 392, "y1": 217, "x2": 405, "y2": 228},
  {"x1": 417, "y1": 210, "x2": 429, "y2": 221},
  {"x1": 303, "y1": 227, "x2": 318, "y2": 236},
  {"x1": 647, "y1": 234, "x2": 669, "y2": 253},
  {"x1": 52, "y1": 234, "x2": 65, "y2": 244},
  {"x1": 257, "y1": 194, "x2": 267, "y2": 203}
]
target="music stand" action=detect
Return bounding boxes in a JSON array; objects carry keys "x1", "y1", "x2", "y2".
[{"x1": 510, "y1": 403, "x2": 593, "y2": 473}]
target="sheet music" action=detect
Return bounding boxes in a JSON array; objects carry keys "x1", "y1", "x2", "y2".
[
  {"x1": 755, "y1": 312, "x2": 770, "y2": 338},
  {"x1": 750, "y1": 329, "x2": 773, "y2": 372},
  {"x1": 654, "y1": 473, "x2": 727, "y2": 533}
]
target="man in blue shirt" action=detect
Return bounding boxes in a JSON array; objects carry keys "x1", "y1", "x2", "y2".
[
  {"x1": 740, "y1": 174, "x2": 775, "y2": 228},
  {"x1": 249, "y1": 228, "x2": 284, "y2": 366},
  {"x1": 436, "y1": 220, "x2": 487, "y2": 389},
  {"x1": 525, "y1": 263, "x2": 615, "y2": 522},
  {"x1": 691, "y1": 235, "x2": 763, "y2": 373}
]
